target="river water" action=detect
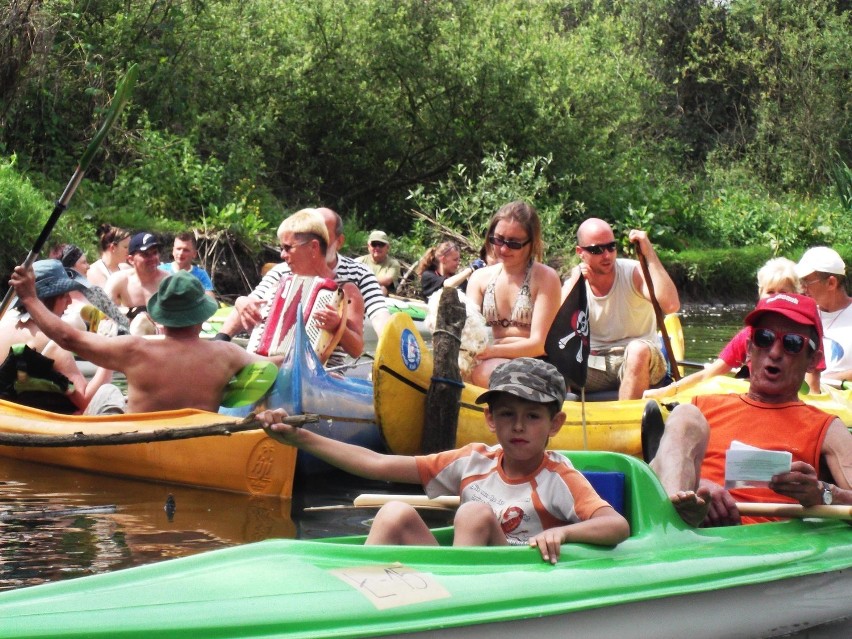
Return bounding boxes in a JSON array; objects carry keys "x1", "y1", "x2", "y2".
[{"x1": 2, "y1": 303, "x2": 848, "y2": 635}]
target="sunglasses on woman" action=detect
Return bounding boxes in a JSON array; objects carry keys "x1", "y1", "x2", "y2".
[
  {"x1": 488, "y1": 235, "x2": 531, "y2": 250},
  {"x1": 752, "y1": 328, "x2": 816, "y2": 355},
  {"x1": 579, "y1": 241, "x2": 617, "y2": 255}
]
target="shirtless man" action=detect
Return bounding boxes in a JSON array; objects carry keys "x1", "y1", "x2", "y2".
[
  {"x1": 11, "y1": 266, "x2": 271, "y2": 413},
  {"x1": 105, "y1": 232, "x2": 169, "y2": 310},
  {"x1": 649, "y1": 293, "x2": 852, "y2": 527}
]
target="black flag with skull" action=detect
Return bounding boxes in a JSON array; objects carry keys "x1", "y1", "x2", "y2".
[{"x1": 544, "y1": 273, "x2": 590, "y2": 389}]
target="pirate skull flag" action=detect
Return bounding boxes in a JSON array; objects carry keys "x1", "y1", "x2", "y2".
[{"x1": 544, "y1": 273, "x2": 590, "y2": 388}]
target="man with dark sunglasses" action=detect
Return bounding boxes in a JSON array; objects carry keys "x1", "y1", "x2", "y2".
[
  {"x1": 796, "y1": 246, "x2": 852, "y2": 386},
  {"x1": 356, "y1": 230, "x2": 401, "y2": 296},
  {"x1": 648, "y1": 292, "x2": 852, "y2": 527},
  {"x1": 560, "y1": 218, "x2": 679, "y2": 400}
]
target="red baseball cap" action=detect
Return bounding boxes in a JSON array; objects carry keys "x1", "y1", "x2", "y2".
[{"x1": 744, "y1": 292, "x2": 823, "y2": 342}]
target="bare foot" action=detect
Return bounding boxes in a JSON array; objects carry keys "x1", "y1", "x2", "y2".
[{"x1": 671, "y1": 489, "x2": 710, "y2": 527}]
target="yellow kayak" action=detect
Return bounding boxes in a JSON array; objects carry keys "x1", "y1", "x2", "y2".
[
  {"x1": 373, "y1": 313, "x2": 852, "y2": 456},
  {"x1": 0, "y1": 400, "x2": 297, "y2": 498}
]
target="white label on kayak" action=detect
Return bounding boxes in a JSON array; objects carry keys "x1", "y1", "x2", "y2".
[
  {"x1": 331, "y1": 562, "x2": 451, "y2": 609},
  {"x1": 400, "y1": 329, "x2": 421, "y2": 371}
]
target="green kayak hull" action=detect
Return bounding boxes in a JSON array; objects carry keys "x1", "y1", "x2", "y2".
[{"x1": 1, "y1": 452, "x2": 850, "y2": 639}]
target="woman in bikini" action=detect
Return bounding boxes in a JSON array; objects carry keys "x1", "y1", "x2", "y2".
[
  {"x1": 87, "y1": 224, "x2": 131, "y2": 287},
  {"x1": 466, "y1": 201, "x2": 562, "y2": 387}
]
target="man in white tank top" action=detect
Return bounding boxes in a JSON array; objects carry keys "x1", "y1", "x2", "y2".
[{"x1": 560, "y1": 218, "x2": 680, "y2": 399}]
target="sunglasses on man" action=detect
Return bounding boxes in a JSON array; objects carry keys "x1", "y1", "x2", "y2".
[
  {"x1": 369, "y1": 241, "x2": 388, "y2": 249},
  {"x1": 752, "y1": 328, "x2": 816, "y2": 355},
  {"x1": 579, "y1": 241, "x2": 618, "y2": 255}
]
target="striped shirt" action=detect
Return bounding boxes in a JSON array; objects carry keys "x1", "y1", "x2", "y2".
[
  {"x1": 249, "y1": 254, "x2": 388, "y2": 319},
  {"x1": 415, "y1": 443, "x2": 609, "y2": 545}
]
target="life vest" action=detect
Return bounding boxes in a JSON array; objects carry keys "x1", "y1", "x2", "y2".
[{"x1": 0, "y1": 344, "x2": 78, "y2": 414}]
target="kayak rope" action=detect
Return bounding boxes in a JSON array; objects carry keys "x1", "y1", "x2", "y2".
[
  {"x1": 432, "y1": 329, "x2": 461, "y2": 343},
  {"x1": 430, "y1": 376, "x2": 465, "y2": 388}
]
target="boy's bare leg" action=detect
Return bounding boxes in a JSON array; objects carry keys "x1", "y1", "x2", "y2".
[
  {"x1": 365, "y1": 502, "x2": 438, "y2": 546},
  {"x1": 452, "y1": 502, "x2": 508, "y2": 547},
  {"x1": 649, "y1": 403, "x2": 712, "y2": 527}
]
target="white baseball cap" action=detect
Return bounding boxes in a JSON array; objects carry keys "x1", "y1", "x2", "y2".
[{"x1": 795, "y1": 247, "x2": 845, "y2": 278}]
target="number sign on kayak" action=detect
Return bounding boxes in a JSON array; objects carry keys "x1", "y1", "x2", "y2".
[{"x1": 331, "y1": 563, "x2": 451, "y2": 610}]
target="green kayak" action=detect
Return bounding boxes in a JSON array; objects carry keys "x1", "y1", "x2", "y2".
[{"x1": 1, "y1": 451, "x2": 850, "y2": 638}]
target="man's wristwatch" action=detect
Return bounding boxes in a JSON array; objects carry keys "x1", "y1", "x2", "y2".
[{"x1": 820, "y1": 481, "x2": 834, "y2": 505}]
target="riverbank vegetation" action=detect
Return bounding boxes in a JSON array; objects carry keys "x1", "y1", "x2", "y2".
[{"x1": 1, "y1": 1, "x2": 849, "y2": 300}]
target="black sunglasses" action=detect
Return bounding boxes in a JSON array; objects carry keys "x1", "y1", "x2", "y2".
[
  {"x1": 579, "y1": 241, "x2": 617, "y2": 255},
  {"x1": 752, "y1": 328, "x2": 816, "y2": 355},
  {"x1": 488, "y1": 235, "x2": 531, "y2": 250},
  {"x1": 369, "y1": 241, "x2": 388, "y2": 248}
]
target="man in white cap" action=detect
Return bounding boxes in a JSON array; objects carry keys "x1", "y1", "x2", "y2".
[
  {"x1": 796, "y1": 246, "x2": 852, "y2": 383},
  {"x1": 356, "y1": 230, "x2": 401, "y2": 296}
]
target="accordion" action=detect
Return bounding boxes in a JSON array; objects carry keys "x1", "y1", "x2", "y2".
[{"x1": 248, "y1": 274, "x2": 347, "y2": 363}]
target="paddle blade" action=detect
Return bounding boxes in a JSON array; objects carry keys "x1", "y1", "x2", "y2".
[
  {"x1": 545, "y1": 274, "x2": 590, "y2": 388},
  {"x1": 221, "y1": 361, "x2": 278, "y2": 408}
]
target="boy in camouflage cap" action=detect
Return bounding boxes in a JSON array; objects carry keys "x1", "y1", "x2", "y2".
[{"x1": 259, "y1": 357, "x2": 629, "y2": 563}]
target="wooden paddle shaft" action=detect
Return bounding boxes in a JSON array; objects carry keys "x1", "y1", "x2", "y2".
[
  {"x1": 736, "y1": 502, "x2": 852, "y2": 520},
  {"x1": 635, "y1": 248, "x2": 681, "y2": 381},
  {"x1": 354, "y1": 494, "x2": 460, "y2": 509},
  {"x1": 354, "y1": 494, "x2": 852, "y2": 521}
]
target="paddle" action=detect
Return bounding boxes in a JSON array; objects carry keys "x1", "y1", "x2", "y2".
[
  {"x1": 634, "y1": 244, "x2": 681, "y2": 381},
  {"x1": 353, "y1": 494, "x2": 852, "y2": 520},
  {"x1": 0, "y1": 63, "x2": 138, "y2": 321}
]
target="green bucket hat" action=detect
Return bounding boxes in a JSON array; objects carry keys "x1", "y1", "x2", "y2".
[{"x1": 147, "y1": 271, "x2": 218, "y2": 328}]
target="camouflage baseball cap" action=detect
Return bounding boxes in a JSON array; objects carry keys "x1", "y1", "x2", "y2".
[{"x1": 475, "y1": 358, "x2": 566, "y2": 405}]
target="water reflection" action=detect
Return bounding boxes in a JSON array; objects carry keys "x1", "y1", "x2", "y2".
[{"x1": 0, "y1": 457, "x2": 295, "y2": 591}]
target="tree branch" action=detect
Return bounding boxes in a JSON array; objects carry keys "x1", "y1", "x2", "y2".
[{"x1": 0, "y1": 413, "x2": 317, "y2": 447}]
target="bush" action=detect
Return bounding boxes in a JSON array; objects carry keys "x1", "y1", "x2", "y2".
[{"x1": 0, "y1": 156, "x2": 55, "y2": 292}]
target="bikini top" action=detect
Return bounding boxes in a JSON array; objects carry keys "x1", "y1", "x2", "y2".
[{"x1": 482, "y1": 263, "x2": 534, "y2": 328}]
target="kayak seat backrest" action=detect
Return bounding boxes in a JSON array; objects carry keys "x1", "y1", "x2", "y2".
[{"x1": 582, "y1": 471, "x2": 625, "y2": 516}]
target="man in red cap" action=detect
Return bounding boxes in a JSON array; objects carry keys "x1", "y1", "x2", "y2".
[{"x1": 647, "y1": 293, "x2": 852, "y2": 526}]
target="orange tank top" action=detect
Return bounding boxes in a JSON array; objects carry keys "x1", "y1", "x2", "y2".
[{"x1": 693, "y1": 394, "x2": 835, "y2": 524}]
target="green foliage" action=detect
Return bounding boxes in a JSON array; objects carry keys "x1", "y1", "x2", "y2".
[
  {"x1": 684, "y1": 0, "x2": 851, "y2": 191},
  {"x1": 663, "y1": 245, "x2": 775, "y2": 302},
  {"x1": 404, "y1": 146, "x2": 579, "y2": 262},
  {"x1": 0, "y1": 156, "x2": 53, "y2": 284},
  {"x1": 110, "y1": 114, "x2": 224, "y2": 221},
  {"x1": 830, "y1": 154, "x2": 852, "y2": 212},
  {"x1": 690, "y1": 166, "x2": 847, "y2": 254},
  {"x1": 0, "y1": 0, "x2": 849, "y2": 301}
]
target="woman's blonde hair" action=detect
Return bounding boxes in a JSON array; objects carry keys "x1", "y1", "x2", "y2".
[
  {"x1": 277, "y1": 209, "x2": 330, "y2": 252},
  {"x1": 417, "y1": 241, "x2": 460, "y2": 275},
  {"x1": 756, "y1": 257, "x2": 801, "y2": 297}
]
